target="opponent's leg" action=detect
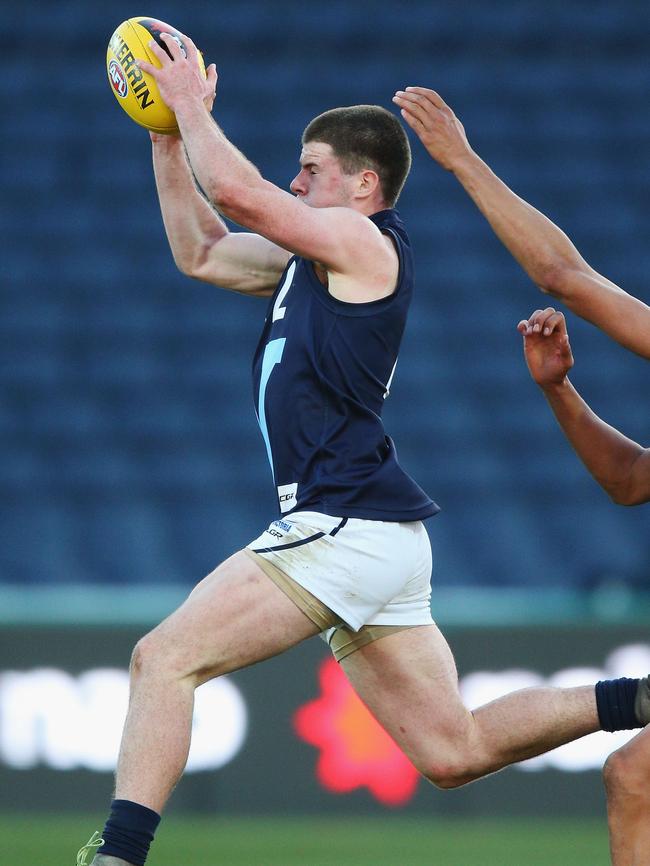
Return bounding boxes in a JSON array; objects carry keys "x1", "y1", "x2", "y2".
[
  {"x1": 603, "y1": 728, "x2": 650, "y2": 866},
  {"x1": 88, "y1": 550, "x2": 320, "y2": 865},
  {"x1": 341, "y1": 623, "x2": 600, "y2": 788}
]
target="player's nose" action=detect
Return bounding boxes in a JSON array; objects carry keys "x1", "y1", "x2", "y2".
[{"x1": 290, "y1": 171, "x2": 306, "y2": 196}]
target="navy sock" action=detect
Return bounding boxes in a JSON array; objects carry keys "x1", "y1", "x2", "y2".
[
  {"x1": 99, "y1": 799, "x2": 161, "y2": 866},
  {"x1": 595, "y1": 677, "x2": 640, "y2": 732}
]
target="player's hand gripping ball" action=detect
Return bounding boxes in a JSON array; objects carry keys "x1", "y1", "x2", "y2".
[{"x1": 106, "y1": 17, "x2": 206, "y2": 134}]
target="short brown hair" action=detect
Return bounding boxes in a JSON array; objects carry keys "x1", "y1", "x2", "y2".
[{"x1": 302, "y1": 105, "x2": 411, "y2": 207}]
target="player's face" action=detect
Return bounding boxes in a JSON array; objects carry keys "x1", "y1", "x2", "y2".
[{"x1": 290, "y1": 141, "x2": 356, "y2": 208}]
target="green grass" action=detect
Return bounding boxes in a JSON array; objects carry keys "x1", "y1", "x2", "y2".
[{"x1": 1, "y1": 815, "x2": 610, "y2": 866}]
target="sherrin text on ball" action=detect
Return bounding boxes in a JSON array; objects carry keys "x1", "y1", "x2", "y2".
[{"x1": 106, "y1": 17, "x2": 205, "y2": 134}]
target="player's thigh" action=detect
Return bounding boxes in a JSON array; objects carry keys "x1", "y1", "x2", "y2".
[
  {"x1": 340, "y1": 623, "x2": 472, "y2": 769},
  {"x1": 137, "y1": 550, "x2": 320, "y2": 682}
]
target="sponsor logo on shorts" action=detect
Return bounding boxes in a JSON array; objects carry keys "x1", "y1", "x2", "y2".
[
  {"x1": 108, "y1": 59, "x2": 128, "y2": 98},
  {"x1": 266, "y1": 529, "x2": 283, "y2": 540},
  {"x1": 277, "y1": 482, "x2": 298, "y2": 514},
  {"x1": 273, "y1": 519, "x2": 293, "y2": 533}
]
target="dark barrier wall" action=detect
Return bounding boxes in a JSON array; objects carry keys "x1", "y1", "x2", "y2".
[
  {"x1": 2, "y1": 623, "x2": 648, "y2": 818},
  {"x1": 2, "y1": 1, "x2": 649, "y2": 594}
]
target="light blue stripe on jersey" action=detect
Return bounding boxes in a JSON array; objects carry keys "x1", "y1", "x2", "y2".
[{"x1": 257, "y1": 337, "x2": 286, "y2": 482}]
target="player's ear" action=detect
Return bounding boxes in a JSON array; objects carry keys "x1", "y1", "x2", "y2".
[{"x1": 356, "y1": 169, "x2": 380, "y2": 200}]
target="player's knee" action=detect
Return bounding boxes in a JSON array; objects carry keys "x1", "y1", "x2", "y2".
[
  {"x1": 130, "y1": 630, "x2": 185, "y2": 680},
  {"x1": 130, "y1": 632, "x2": 161, "y2": 679},
  {"x1": 130, "y1": 629, "x2": 212, "y2": 686}
]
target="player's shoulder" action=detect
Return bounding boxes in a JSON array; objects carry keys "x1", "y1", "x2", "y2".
[{"x1": 339, "y1": 207, "x2": 406, "y2": 254}]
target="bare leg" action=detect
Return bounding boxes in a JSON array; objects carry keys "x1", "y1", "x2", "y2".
[
  {"x1": 604, "y1": 728, "x2": 650, "y2": 866},
  {"x1": 342, "y1": 623, "x2": 599, "y2": 788},
  {"x1": 114, "y1": 551, "x2": 320, "y2": 812}
]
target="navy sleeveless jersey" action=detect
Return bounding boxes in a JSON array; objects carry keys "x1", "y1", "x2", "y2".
[{"x1": 251, "y1": 208, "x2": 440, "y2": 521}]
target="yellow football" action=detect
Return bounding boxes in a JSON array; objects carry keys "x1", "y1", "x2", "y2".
[{"x1": 106, "y1": 17, "x2": 206, "y2": 134}]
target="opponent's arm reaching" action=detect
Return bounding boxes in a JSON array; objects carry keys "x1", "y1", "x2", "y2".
[
  {"x1": 393, "y1": 87, "x2": 650, "y2": 360},
  {"x1": 518, "y1": 307, "x2": 650, "y2": 505}
]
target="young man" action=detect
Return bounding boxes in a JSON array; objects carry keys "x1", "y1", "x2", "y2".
[
  {"x1": 77, "y1": 44, "x2": 649, "y2": 866},
  {"x1": 393, "y1": 85, "x2": 650, "y2": 866}
]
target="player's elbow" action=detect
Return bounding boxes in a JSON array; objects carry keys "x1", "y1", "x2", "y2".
[
  {"x1": 206, "y1": 180, "x2": 238, "y2": 213},
  {"x1": 536, "y1": 263, "x2": 583, "y2": 301},
  {"x1": 204, "y1": 179, "x2": 257, "y2": 225},
  {"x1": 174, "y1": 237, "x2": 224, "y2": 282},
  {"x1": 171, "y1": 251, "x2": 196, "y2": 279},
  {"x1": 207, "y1": 177, "x2": 271, "y2": 227},
  {"x1": 609, "y1": 486, "x2": 650, "y2": 507},
  {"x1": 606, "y1": 453, "x2": 650, "y2": 506}
]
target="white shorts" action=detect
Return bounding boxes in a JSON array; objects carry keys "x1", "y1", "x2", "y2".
[{"x1": 245, "y1": 511, "x2": 433, "y2": 632}]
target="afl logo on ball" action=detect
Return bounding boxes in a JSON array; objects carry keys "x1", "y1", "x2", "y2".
[{"x1": 109, "y1": 59, "x2": 128, "y2": 98}]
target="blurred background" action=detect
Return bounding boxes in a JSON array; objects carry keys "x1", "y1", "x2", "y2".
[{"x1": 1, "y1": 1, "x2": 649, "y2": 863}]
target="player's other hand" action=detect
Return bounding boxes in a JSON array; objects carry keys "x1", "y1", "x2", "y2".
[
  {"x1": 139, "y1": 33, "x2": 217, "y2": 116},
  {"x1": 517, "y1": 307, "x2": 574, "y2": 388},
  {"x1": 148, "y1": 54, "x2": 216, "y2": 144},
  {"x1": 392, "y1": 87, "x2": 472, "y2": 171}
]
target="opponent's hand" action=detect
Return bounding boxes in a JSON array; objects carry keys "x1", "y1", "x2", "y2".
[
  {"x1": 138, "y1": 32, "x2": 217, "y2": 116},
  {"x1": 392, "y1": 87, "x2": 472, "y2": 171},
  {"x1": 517, "y1": 307, "x2": 574, "y2": 388}
]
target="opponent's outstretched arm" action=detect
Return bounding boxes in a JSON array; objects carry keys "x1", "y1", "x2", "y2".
[
  {"x1": 518, "y1": 307, "x2": 650, "y2": 505},
  {"x1": 393, "y1": 87, "x2": 650, "y2": 360}
]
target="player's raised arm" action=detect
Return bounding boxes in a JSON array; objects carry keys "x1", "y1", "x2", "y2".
[
  {"x1": 393, "y1": 87, "x2": 650, "y2": 360},
  {"x1": 149, "y1": 64, "x2": 290, "y2": 297},
  {"x1": 139, "y1": 35, "x2": 398, "y2": 302},
  {"x1": 518, "y1": 308, "x2": 650, "y2": 506}
]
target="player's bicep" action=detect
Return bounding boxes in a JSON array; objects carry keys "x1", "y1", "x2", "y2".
[{"x1": 191, "y1": 232, "x2": 291, "y2": 296}]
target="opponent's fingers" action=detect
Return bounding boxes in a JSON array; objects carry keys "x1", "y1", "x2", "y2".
[
  {"x1": 539, "y1": 310, "x2": 567, "y2": 337},
  {"x1": 397, "y1": 105, "x2": 425, "y2": 134},
  {"x1": 393, "y1": 88, "x2": 442, "y2": 120},
  {"x1": 524, "y1": 306, "x2": 564, "y2": 334},
  {"x1": 396, "y1": 87, "x2": 453, "y2": 122},
  {"x1": 519, "y1": 309, "x2": 545, "y2": 334},
  {"x1": 405, "y1": 86, "x2": 450, "y2": 110},
  {"x1": 530, "y1": 307, "x2": 563, "y2": 334},
  {"x1": 393, "y1": 93, "x2": 437, "y2": 132}
]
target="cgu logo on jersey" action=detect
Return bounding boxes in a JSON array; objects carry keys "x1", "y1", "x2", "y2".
[
  {"x1": 108, "y1": 59, "x2": 128, "y2": 98},
  {"x1": 277, "y1": 482, "x2": 298, "y2": 514},
  {"x1": 109, "y1": 32, "x2": 155, "y2": 110}
]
